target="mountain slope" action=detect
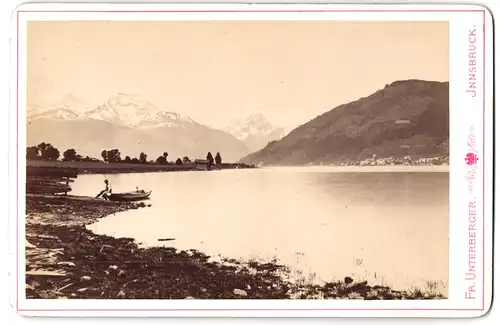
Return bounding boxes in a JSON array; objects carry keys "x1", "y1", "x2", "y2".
[
  {"x1": 27, "y1": 118, "x2": 248, "y2": 162},
  {"x1": 225, "y1": 114, "x2": 285, "y2": 152},
  {"x1": 238, "y1": 80, "x2": 449, "y2": 166}
]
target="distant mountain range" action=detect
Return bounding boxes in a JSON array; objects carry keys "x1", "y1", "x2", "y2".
[
  {"x1": 27, "y1": 80, "x2": 448, "y2": 166},
  {"x1": 238, "y1": 79, "x2": 449, "y2": 166},
  {"x1": 27, "y1": 94, "x2": 249, "y2": 162},
  {"x1": 225, "y1": 113, "x2": 285, "y2": 153}
]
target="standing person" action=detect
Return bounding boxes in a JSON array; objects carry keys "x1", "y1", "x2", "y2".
[{"x1": 95, "y1": 179, "x2": 112, "y2": 200}]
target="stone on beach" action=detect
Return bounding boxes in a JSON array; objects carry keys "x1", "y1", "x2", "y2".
[
  {"x1": 232, "y1": 289, "x2": 248, "y2": 297},
  {"x1": 80, "y1": 275, "x2": 91, "y2": 281},
  {"x1": 57, "y1": 261, "x2": 76, "y2": 267},
  {"x1": 25, "y1": 239, "x2": 36, "y2": 248},
  {"x1": 26, "y1": 270, "x2": 67, "y2": 277}
]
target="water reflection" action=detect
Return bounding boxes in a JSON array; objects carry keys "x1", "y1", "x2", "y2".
[{"x1": 76, "y1": 167, "x2": 448, "y2": 294}]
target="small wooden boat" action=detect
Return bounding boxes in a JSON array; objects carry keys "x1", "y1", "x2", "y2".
[{"x1": 109, "y1": 189, "x2": 152, "y2": 202}]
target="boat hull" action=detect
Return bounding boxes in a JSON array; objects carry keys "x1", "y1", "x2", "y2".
[{"x1": 108, "y1": 190, "x2": 152, "y2": 202}]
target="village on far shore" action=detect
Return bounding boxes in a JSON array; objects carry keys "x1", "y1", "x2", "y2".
[{"x1": 338, "y1": 154, "x2": 449, "y2": 167}]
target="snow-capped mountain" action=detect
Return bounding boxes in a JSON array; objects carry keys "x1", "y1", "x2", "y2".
[
  {"x1": 28, "y1": 107, "x2": 81, "y2": 121},
  {"x1": 27, "y1": 95, "x2": 90, "y2": 121},
  {"x1": 225, "y1": 113, "x2": 285, "y2": 152},
  {"x1": 28, "y1": 93, "x2": 197, "y2": 130},
  {"x1": 85, "y1": 92, "x2": 189, "y2": 128},
  {"x1": 26, "y1": 93, "x2": 250, "y2": 162}
]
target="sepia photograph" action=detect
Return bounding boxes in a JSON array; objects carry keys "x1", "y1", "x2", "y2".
[{"x1": 24, "y1": 19, "x2": 450, "y2": 301}]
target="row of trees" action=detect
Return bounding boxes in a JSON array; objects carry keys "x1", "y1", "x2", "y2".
[
  {"x1": 206, "y1": 152, "x2": 222, "y2": 166},
  {"x1": 26, "y1": 143, "x2": 60, "y2": 161},
  {"x1": 26, "y1": 143, "x2": 100, "y2": 162},
  {"x1": 101, "y1": 149, "x2": 194, "y2": 165},
  {"x1": 27, "y1": 143, "x2": 224, "y2": 166}
]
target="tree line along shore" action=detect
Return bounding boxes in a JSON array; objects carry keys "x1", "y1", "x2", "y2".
[{"x1": 26, "y1": 142, "x2": 256, "y2": 174}]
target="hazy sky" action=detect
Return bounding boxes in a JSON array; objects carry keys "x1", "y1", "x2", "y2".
[{"x1": 27, "y1": 20, "x2": 449, "y2": 130}]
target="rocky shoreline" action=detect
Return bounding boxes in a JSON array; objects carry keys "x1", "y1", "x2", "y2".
[{"x1": 25, "y1": 195, "x2": 445, "y2": 300}]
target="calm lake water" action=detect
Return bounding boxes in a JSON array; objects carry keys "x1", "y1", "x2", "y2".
[{"x1": 75, "y1": 166, "x2": 449, "y2": 294}]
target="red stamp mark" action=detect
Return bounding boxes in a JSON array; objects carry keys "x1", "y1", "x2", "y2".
[{"x1": 465, "y1": 152, "x2": 479, "y2": 166}]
